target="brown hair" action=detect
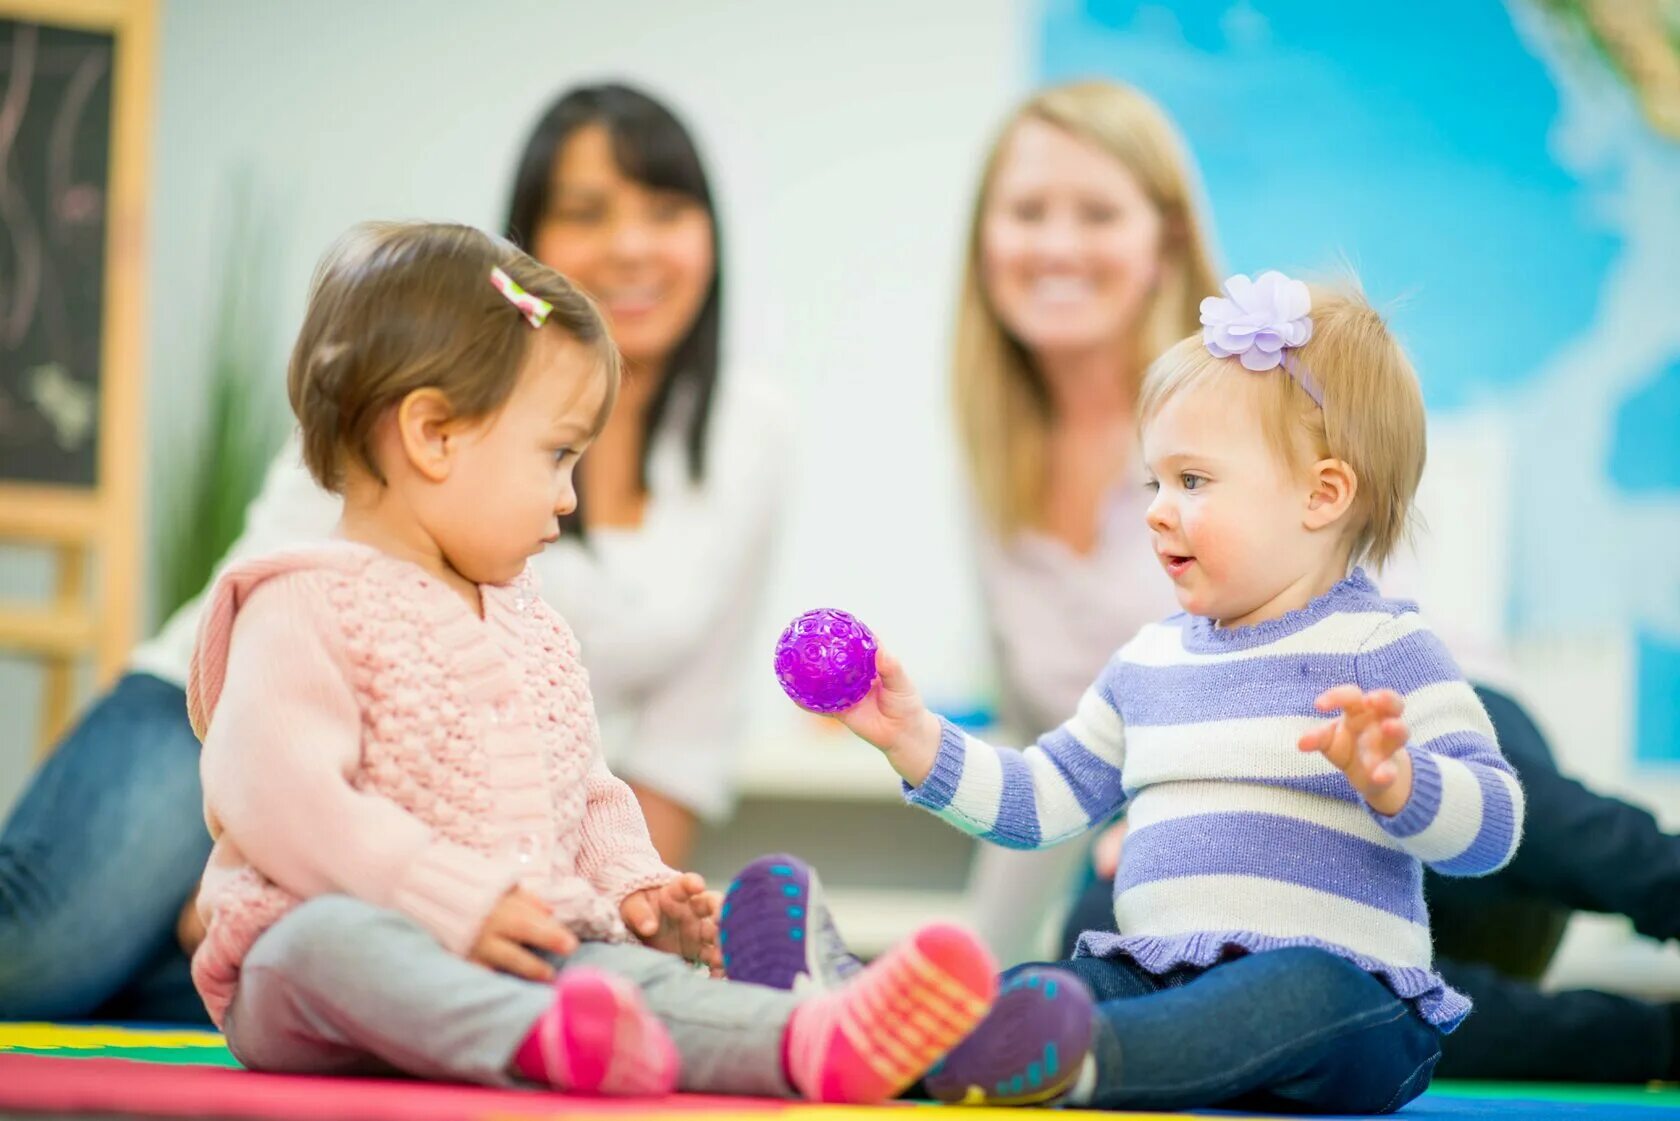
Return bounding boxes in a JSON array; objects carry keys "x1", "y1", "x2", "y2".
[
  {"x1": 287, "y1": 220, "x2": 620, "y2": 492},
  {"x1": 1138, "y1": 279, "x2": 1426, "y2": 568},
  {"x1": 953, "y1": 79, "x2": 1222, "y2": 536}
]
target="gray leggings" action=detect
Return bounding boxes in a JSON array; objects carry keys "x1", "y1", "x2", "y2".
[{"x1": 222, "y1": 895, "x2": 800, "y2": 1096}]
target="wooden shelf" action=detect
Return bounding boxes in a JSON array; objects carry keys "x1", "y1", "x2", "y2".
[
  {"x1": 0, "y1": 485, "x2": 102, "y2": 544},
  {"x1": 0, "y1": 601, "x2": 95, "y2": 657}
]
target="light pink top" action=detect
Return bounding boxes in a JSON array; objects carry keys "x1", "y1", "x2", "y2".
[
  {"x1": 975, "y1": 482, "x2": 1179, "y2": 736},
  {"x1": 186, "y1": 543, "x2": 673, "y2": 1026}
]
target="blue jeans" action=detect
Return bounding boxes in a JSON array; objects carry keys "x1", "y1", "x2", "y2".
[
  {"x1": 0, "y1": 673, "x2": 211, "y2": 1022},
  {"x1": 1027, "y1": 947, "x2": 1440, "y2": 1114}
]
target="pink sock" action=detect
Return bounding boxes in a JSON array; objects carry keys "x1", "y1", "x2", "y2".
[
  {"x1": 513, "y1": 967, "x2": 679, "y2": 1096},
  {"x1": 782, "y1": 922, "x2": 997, "y2": 1104}
]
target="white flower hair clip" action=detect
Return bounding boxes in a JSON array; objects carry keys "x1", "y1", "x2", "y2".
[{"x1": 1200, "y1": 270, "x2": 1322, "y2": 405}]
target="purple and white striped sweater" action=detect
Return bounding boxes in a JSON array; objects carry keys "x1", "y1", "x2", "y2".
[{"x1": 907, "y1": 569, "x2": 1523, "y2": 1028}]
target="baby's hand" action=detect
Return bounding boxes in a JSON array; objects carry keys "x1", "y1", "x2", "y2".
[
  {"x1": 834, "y1": 648, "x2": 942, "y2": 785},
  {"x1": 621, "y1": 872, "x2": 722, "y2": 974},
  {"x1": 471, "y1": 886, "x2": 579, "y2": 981},
  {"x1": 1298, "y1": 686, "x2": 1414, "y2": 816}
]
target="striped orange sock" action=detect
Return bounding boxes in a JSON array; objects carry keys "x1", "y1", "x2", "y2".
[{"x1": 782, "y1": 922, "x2": 997, "y2": 1103}]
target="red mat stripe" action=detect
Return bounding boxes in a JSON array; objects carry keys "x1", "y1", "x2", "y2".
[{"x1": 0, "y1": 1054, "x2": 805, "y2": 1120}]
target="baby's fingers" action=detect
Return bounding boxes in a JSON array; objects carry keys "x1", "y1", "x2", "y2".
[
  {"x1": 622, "y1": 890, "x2": 661, "y2": 938},
  {"x1": 1314, "y1": 685, "x2": 1367, "y2": 716},
  {"x1": 660, "y1": 873, "x2": 703, "y2": 910},
  {"x1": 1366, "y1": 689, "x2": 1405, "y2": 720},
  {"x1": 480, "y1": 938, "x2": 555, "y2": 982},
  {"x1": 875, "y1": 647, "x2": 902, "y2": 681},
  {"x1": 1297, "y1": 722, "x2": 1336, "y2": 753},
  {"x1": 874, "y1": 648, "x2": 921, "y2": 698}
]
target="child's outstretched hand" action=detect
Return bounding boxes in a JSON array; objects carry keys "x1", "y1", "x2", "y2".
[
  {"x1": 834, "y1": 648, "x2": 942, "y2": 785},
  {"x1": 1298, "y1": 686, "x2": 1414, "y2": 816},
  {"x1": 621, "y1": 872, "x2": 723, "y2": 974},
  {"x1": 471, "y1": 886, "x2": 579, "y2": 981}
]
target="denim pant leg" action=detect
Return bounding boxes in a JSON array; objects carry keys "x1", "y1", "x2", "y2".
[
  {"x1": 1081, "y1": 948, "x2": 1441, "y2": 1114},
  {"x1": 224, "y1": 896, "x2": 553, "y2": 1084},
  {"x1": 0, "y1": 673, "x2": 211, "y2": 1021},
  {"x1": 1436, "y1": 957, "x2": 1676, "y2": 1083},
  {"x1": 565, "y1": 942, "x2": 800, "y2": 1097},
  {"x1": 1058, "y1": 876, "x2": 1121, "y2": 960},
  {"x1": 1008, "y1": 953, "x2": 1160, "y2": 1000}
]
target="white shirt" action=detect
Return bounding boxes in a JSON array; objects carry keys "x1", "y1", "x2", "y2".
[{"x1": 132, "y1": 376, "x2": 789, "y2": 821}]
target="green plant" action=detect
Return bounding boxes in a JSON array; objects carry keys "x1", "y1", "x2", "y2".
[{"x1": 152, "y1": 184, "x2": 285, "y2": 623}]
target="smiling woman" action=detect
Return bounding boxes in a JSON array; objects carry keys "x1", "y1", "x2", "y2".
[
  {"x1": 498, "y1": 85, "x2": 786, "y2": 862},
  {"x1": 949, "y1": 79, "x2": 1222, "y2": 964},
  {"x1": 956, "y1": 80, "x2": 1219, "y2": 757}
]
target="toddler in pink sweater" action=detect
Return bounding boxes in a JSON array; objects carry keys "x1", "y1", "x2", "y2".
[{"x1": 188, "y1": 221, "x2": 996, "y2": 1100}]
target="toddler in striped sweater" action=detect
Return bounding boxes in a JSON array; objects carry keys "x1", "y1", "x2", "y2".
[{"x1": 726, "y1": 272, "x2": 1524, "y2": 1114}]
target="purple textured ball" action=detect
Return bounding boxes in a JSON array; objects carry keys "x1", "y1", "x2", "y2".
[{"x1": 773, "y1": 608, "x2": 879, "y2": 714}]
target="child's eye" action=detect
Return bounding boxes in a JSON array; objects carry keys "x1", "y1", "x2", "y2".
[
  {"x1": 553, "y1": 448, "x2": 578, "y2": 465},
  {"x1": 1143, "y1": 478, "x2": 1160, "y2": 493},
  {"x1": 1181, "y1": 473, "x2": 1205, "y2": 491}
]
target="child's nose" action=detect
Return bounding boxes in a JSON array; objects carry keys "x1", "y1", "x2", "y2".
[
  {"x1": 1145, "y1": 490, "x2": 1175, "y2": 533},
  {"x1": 554, "y1": 486, "x2": 577, "y2": 518}
]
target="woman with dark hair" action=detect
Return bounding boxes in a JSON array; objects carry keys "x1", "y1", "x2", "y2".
[
  {"x1": 495, "y1": 83, "x2": 785, "y2": 860},
  {"x1": 0, "y1": 81, "x2": 784, "y2": 1024}
]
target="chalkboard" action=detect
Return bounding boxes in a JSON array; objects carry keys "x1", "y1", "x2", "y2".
[{"x1": 0, "y1": 18, "x2": 112, "y2": 489}]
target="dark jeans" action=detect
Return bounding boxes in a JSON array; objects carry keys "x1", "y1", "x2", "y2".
[
  {"x1": 0, "y1": 673, "x2": 211, "y2": 1022},
  {"x1": 1060, "y1": 684, "x2": 1680, "y2": 1084},
  {"x1": 1020, "y1": 947, "x2": 1438, "y2": 1113}
]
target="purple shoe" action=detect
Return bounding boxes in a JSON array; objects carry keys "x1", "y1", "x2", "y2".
[
  {"x1": 923, "y1": 967, "x2": 1094, "y2": 1106},
  {"x1": 720, "y1": 854, "x2": 863, "y2": 993}
]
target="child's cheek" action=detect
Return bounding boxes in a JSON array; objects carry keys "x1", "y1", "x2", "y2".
[{"x1": 1181, "y1": 504, "x2": 1227, "y2": 581}]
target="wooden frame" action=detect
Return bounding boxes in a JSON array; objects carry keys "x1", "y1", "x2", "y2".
[{"x1": 0, "y1": 0, "x2": 155, "y2": 752}]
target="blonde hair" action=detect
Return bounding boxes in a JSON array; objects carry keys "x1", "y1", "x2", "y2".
[
  {"x1": 1138, "y1": 280, "x2": 1426, "y2": 568},
  {"x1": 953, "y1": 79, "x2": 1221, "y2": 535},
  {"x1": 287, "y1": 221, "x2": 620, "y2": 492}
]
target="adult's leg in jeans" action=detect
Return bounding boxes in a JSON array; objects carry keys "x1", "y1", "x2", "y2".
[
  {"x1": 1455, "y1": 685, "x2": 1680, "y2": 944},
  {"x1": 0, "y1": 673, "x2": 211, "y2": 1021},
  {"x1": 1076, "y1": 948, "x2": 1440, "y2": 1114},
  {"x1": 1058, "y1": 875, "x2": 1118, "y2": 959},
  {"x1": 93, "y1": 936, "x2": 210, "y2": 1024},
  {"x1": 1436, "y1": 957, "x2": 1678, "y2": 1083}
]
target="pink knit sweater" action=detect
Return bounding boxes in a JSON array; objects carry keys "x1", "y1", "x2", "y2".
[{"x1": 186, "y1": 543, "x2": 675, "y2": 1026}]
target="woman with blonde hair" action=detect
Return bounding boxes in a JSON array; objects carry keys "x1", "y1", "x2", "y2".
[{"x1": 952, "y1": 79, "x2": 1220, "y2": 963}]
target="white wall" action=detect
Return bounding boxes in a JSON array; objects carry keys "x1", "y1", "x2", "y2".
[{"x1": 1, "y1": 0, "x2": 1028, "y2": 810}]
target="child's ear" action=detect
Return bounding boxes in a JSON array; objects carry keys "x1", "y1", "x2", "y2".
[
  {"x1": 396, "y1": 388, "x2": 460, "y2": 483},
  {"x1": 1304, "y1": 458, "x2": 1358, "y2": 532}
]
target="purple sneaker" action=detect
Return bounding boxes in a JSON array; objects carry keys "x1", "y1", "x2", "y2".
[
  {"x1": 720, "y1": 854, "x2": 863, "y2": 993},
  {"x1": 923, "y1": 967, "x2": 1094, "y2": 1106}
]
